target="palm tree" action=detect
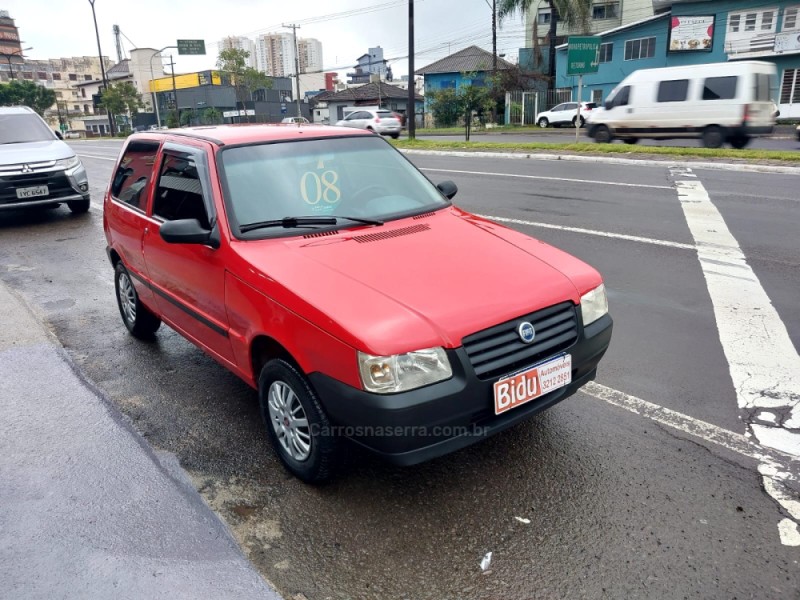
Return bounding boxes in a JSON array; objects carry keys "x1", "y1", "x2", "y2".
[{"x1": 498, "y1": 0, "x2": 592, "y2": 87}]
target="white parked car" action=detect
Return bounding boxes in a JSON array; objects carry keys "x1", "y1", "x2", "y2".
[
  {"x1": 335, "y1": 109, "x2": 402, "y2": 138},
  {"x1": 536, "y1": 102, "x2": 596, "y2": 128},
  {"x1": 281, "y1": 116, "x2": 309, "y2": 124}
]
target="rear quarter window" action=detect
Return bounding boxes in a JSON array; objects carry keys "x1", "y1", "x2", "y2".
[{"x1": 111, "y1": 140, "x2": 160, "y2": 211}]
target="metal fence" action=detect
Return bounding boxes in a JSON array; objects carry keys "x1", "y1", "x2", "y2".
[{"x1": 505, "y1": 89, "x2": 573, "y2": 126}]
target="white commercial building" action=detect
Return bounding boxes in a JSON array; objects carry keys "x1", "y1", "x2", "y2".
[{"x1": 218, "y1": 36, "x2": 257, "y2": 69}]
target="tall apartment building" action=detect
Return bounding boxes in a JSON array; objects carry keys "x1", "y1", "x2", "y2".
[
  {"x1": 0, "y1": 9, "x2": 22, "y2": 61},
  {"x1": 218, "y1": 35, "x2": 257, "y2": 69},
  {"x1": 255, "y1": 33, "x2": 295, "y2": 77},
  {"x1": 298, "y1": 38, "x2": 323, "y2": 74}
]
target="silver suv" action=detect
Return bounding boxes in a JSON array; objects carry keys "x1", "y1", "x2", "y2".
[{"x1": 0, "y1": 106, "x2": 90, "y2": 213}]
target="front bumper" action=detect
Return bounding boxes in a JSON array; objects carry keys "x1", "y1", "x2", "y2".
[
  {"x1": 0, "y1": 164, "x2": 89, "y2": 210},
  {"x1": 310, "y1": 312, "x2": 613, "y2": 466}
]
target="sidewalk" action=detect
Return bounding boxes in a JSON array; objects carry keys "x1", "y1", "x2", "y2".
[{"x1": 0, "y1": 282, "x2": 283, "y2": 600}]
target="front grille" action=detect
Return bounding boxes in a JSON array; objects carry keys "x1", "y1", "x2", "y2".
[
  {"x1": 0, "y1": 170, "x2": 74, "y2": 204},
  {"x1": 463, "y1": 302, "x2": 578, "y2": 380}
]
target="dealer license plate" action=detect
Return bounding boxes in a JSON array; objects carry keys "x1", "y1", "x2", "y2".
[
  {"x1": 493, "y1": 354, "x2": 572, "y2": 415},
  {"x1": 16, "y1": 185, "x2": 49, "y2": 199}
]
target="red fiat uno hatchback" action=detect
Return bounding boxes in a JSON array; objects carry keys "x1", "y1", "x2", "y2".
[{"x1": 103, "y1": 125, "x2": 612, "y2": 482}]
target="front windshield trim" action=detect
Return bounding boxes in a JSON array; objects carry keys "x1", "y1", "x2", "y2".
[{"x1": 217, "y1": 134, "x2": 451, "y2": 241}]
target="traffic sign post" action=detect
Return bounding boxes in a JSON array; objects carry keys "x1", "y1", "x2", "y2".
[
  {"x1": 567, "y1": 36, "x2": 601, "y2": 143},
  {"x1": 177, "y1": 39, "x2": 206, "y2": 55}
]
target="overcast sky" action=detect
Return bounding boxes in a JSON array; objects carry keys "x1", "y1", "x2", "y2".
[{"x1": 4, "y1": 0, "x2": 529, "y2": 78}]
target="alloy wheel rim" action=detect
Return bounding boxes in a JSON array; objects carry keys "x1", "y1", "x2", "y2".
[
  {"x1": 118, "y1": 272, "x2": 137, "y2": 324},
  {"x1": 267, "y1": 381, "x2": 312, "y2": 462}
]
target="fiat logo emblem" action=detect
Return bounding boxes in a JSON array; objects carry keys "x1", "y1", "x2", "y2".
[{"x1": 518, "y1": 321, "x2": 536, "y2": 344}]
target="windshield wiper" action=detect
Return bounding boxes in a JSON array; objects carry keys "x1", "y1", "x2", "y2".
[{"x1": 240, "y1": 215, "x2": 383, "y2": 234}]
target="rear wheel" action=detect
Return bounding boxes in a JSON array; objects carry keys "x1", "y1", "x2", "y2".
[
  {"x1": 258, "y1": 359, "x2": 339, "y2": 484},
  {"x1": 114, "y1": 262, "x2": 161, "y2": 339},
  {"x1": 67, "y1": 198, "x2": 90, "y2": 214},
  {"x1": 594, "y1": 125, "x2": 612, "y2": 144},
  {"x1": 702, "y1": 126, "x2": 724, "y2": 149},
  {"x1": 729, "y1": 135, "x2": 750, "y2": 149},
  {"x1": 572, "y1": 116, "x2": 585, "y2": 128},
  {"x1": 390, "y1": 133, "x2": 400, "y2": 139},
  {"x1": 623, "y1": 138, "x2": 639, "y2": 145},
  {"x1": 538, "y1": 117, "x2": 549, "y2": 128}
]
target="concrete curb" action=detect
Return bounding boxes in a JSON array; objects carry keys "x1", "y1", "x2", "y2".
[
  {"x1": 399, "y1": 148, "x2": 800, "y2": 175},
  {"x1": 0, "y1": 280, "x2": 284, "y2": 600}
]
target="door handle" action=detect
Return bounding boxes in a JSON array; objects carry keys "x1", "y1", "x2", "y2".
[{"x1": 626, "y1": 108, "x2": 634, "y2": 114}]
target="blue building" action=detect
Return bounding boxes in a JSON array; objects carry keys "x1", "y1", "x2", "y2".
[
  {"x1": 416, "y1": 45, "x2": 514, "y2": 102},
  {"x1": 555, "y1": 1, "x2": 800, "y2": 119}
]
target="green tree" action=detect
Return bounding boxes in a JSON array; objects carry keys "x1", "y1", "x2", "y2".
[
  {"x1": 165, "y1": 110, "x2": 179, "y2": 128},
  {"x1": 216, "y1": 48, "x2": 272, "y2": 122},
  {"x1": 99, "y1": 81, "x2": 145, "y2": 121},
  {"x1": 427, "y1": 88, "x2": 463, "y2": 128},
  {"x1": 179, "y1": 108, "x2": 194, "y2": 126},
  {"x1": 498, "y1": 0, "x2": 592, "y2": 87},
  {"x1": 0, "y1": 80, "x2": 57, "y2": 115},
  {"x1": 201, "y1": 107, "x2": 222, "y2": 124}
]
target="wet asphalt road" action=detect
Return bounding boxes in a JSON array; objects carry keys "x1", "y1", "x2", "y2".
[{"x1": 1, "y1": 140, "x2": 799, "y2": 599}]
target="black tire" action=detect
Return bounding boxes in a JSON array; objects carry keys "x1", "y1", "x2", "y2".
[
  {"x1": 258, "y1": 359, "x2": 339, "y2": 484},
  {"x1": 114, "y1": 262, "x2": 161, "y2": 339},
  {"x1": 594, "y1": 125, "x2": 612, "y2": 144},
  {"x1": 390, "y1": 133, "x2": 400, "y2": 139},
  {"x1": 572, "y1": 116, "x2": 585, "y2": 128},
  {"x1": 623, "y1": 138, "x2": 639, "y2": 145},
  {"x1": 702, "y1": 126, "x2": 724, "y2": 149},
  {"x1": 67, "y1": 198, "x2": 91, "y2": 214},
  {"x1": 730, "y1": 135, "x2": 750, "y2": 149},
  {"x1": 537, "y1": 117, "x2": 549, "y2": 128}
]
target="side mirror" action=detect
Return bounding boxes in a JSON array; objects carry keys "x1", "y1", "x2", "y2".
[
  {"x1": 159, "y1": 219, "x2": 219, "y2": 248},
  {"x1": 603, "y1": 100, "x2": 612, "y2": 110},
  {"x1": 436, "y1": 180, "x2": 458, "y2": 200},
  {"x1": 54, "y1": 130, "x2": 64, "y2": 140}
]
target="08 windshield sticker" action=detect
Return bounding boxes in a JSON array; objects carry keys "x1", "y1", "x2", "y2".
[{"x1": 299, "y1": 158, "x2": 341, "y2": 213}]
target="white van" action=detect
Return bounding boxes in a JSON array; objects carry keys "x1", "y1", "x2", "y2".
[{"x1": 586, "y1": 61, "x2": 776, "y2": 148}]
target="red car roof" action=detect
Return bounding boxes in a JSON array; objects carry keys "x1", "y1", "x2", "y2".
[{"x1": 136, "y1": 124, "x2": 371, "y2": 147}]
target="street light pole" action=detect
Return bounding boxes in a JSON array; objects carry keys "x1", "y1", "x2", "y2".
[
  {"x1": 407, "y1": 0, "x2": 416, "y2": 139},
  {"x1": 149, "y1": 45, "x2": 177, "y2": 128},
  {"x1": 87, "y1": 0, "x2": 115, "y2": 135}
]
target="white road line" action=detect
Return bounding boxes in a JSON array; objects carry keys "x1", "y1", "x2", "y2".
[
  {"x1": 420, "y1": 167, "x2": 673, "y2": 190},
  {"x1": 78, "y1": 153, "x2": 116, "y2": 161},
  {"x1": 476, "y1": 214, "x2": 695, "y2": 251},
  {"x1": 672, "y1": 169, "x2": 800, "y2": 546},
  {"x1": 673, "y1": 175, "x2": 800, "y2": 456},
  {"x1": 582, "y1": 382, "x2": 795, "y2": 465}
]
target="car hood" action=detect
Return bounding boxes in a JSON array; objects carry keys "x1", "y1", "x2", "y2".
[
  {"x1": 0, "y1": 139, "x2": 75, "y2": 166},
  {"x1": 232, "y1": 207, "x2": 602, "y2": 356}
]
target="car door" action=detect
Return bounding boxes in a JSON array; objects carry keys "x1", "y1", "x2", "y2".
[
  {"x1": 142, "y1": 141, "x2": 235, "y2": 365},
  {"x1": 342, "y1": 112, "x2": 361, "y2": 128},
  {"x1": 560, "y1": 102, "x2": 578, "y2": 124},
  {"x1": 105, "y1": 138, "x2": 161, "y2": 309}
]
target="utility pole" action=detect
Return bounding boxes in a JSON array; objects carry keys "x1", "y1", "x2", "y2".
[
  {"x1": 407, "y1": 0, "x2": 415, "y2": 140},
  {"x1": 283, "y1": 24, "x2": 302, "y2": 119},
  {"x1": 492, "y1": 0, "x2": 497, "y2": 72},
  {"x1": 88, "y1": 0, "x2": 115, "y2": 135},
  {"x1": 168, "y1": 54, "x2": 179, "y2": 126},
  {"x1": 113, "y1": 24, "x2": 123, "y2": 63}
]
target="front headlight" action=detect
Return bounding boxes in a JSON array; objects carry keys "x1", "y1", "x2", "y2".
[
  {"x1": 358, "y1": 347, "x2": 452, "y2": 394},
  {"x1": 55, "y1": 155, "x2": 81, "y2": 170},
  {"x1": 580, "y1": 284, "x2": 608, "y2": 326}
]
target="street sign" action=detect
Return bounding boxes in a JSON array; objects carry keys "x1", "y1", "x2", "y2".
[
  {"x1": 59, "y1": 123, "x2": 67, "y2": 132},
  {"x1": 222, "y1": 109, "x2": 255, "y2": 118},
  {"x1": 281, "y1": 104, "x2": 287, "y2": 114},
  {"x1": 177, "y1": 39, "x2": 206, "y2": 55},
  {"x1": 567, "y1": 36, "x2": 601, "y2": 76}
]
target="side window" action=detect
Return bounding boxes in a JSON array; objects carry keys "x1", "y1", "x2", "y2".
[
  {"x1": 110, "y1": 140, "x2": 159, "y2": 211},
  {"x1": 657, "y1": 79, "x2": 689, "y2": 103},
  {"x1": 703, "y1": 76, "x2": 738, "y2": 100},
  {"x1": 609, "y1": 86, "x2": 630, "y2": 108},
  {"x1": 153, "y1": 150, "x2": 211, "y2": 229},
  {"x1": 552, "y1": 103, "x2": 565, "y2": 112}
]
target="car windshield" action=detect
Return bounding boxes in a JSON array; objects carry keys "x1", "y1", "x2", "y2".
[
  {"x1": 0, "y1": 113, "x2": 57, "y2": 144},
  {"x1": 220, "y1": 135, "x2": 448, "y2": 238}
]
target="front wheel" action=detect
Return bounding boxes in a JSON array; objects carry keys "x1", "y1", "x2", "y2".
[
  {"x1": 623, "y1": 138, "x2": 639, "y2": 145},
  {"x1": 593, "y1": 125, "x2": 612, "y2": 144},
  {"x1": 537, "y1": 117, "x2": 549, "y2": 128},
  {"x1": 114, "y1": 262, "x2": 161, "y2": 339},
  {"x1": 390, "y1": 133, "x2": 400, "y2": 139},
  {"x1": 258, "y1": 359, "x2": 339, "y2": 484},
  {"x1": 572, "y1": 116, "x2": 585, "y2": 128}
]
